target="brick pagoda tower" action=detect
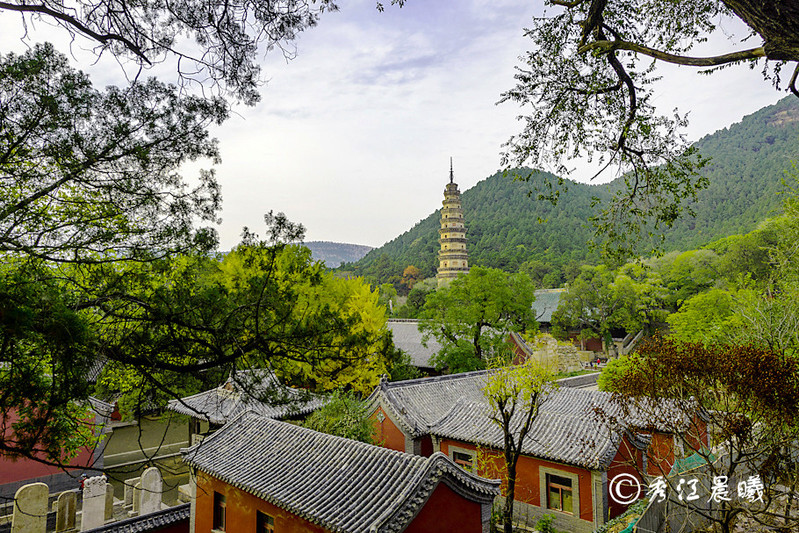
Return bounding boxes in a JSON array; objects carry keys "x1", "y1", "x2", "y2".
[{"x1": 437, "y1": 159, "x2": 469, "y2": 287}]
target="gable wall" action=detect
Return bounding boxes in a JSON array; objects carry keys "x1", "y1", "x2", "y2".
[
  {"x1": 606, "y1": 433, "x2": 646, "y2": 519},
  {"x1": 406, "y1": 481, "x2": 485, "y2": 533},
  {"x1": 370, "y1": 405, "x2": 408, "y2": 453},
  {"x1": 647, "y1": 432, "x2": 676, "y2": 477},
  {"x1": 438, "y1": 439, "x2": 595, "y2": 524},
  {"x1": 194, "y1": 471, "x2": 329, "y2": 533}
]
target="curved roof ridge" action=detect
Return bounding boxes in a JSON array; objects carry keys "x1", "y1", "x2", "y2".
[{"x1": 382, "y1": 368, "x2": 494, "y2": 389}]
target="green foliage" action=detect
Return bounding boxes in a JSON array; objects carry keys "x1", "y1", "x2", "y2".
[
  {"x1": 396, "y1": 278, "x2": 436, "y2": 318},
  {"x1": 420, "y1": 267, "x2": 537, "y2": 372},
  {"x1": 593, "y1": 499, "x2": 649, "y2": 533},
  {"x1": 387, "y1": 350, "x2": 421, "y2": 382},
  {"x1": 666, "y1": 288, "x2": 744, "y2": 344},
  {"x1": 302, "y1": 390, "x2": 375, "y2": 444},
  {"x1": 533, "y1": 514, "x2": 562, "y2": 533},
  {"x1": 597, "y1": 355, "x2": 634, "y2": 392},
  {"x1": 0, "y1": 260, "x2": 99, "y2": 462},
  {"x1": 94, "y1": 237, "x2": 394, "y2": 417},
  {"x1": 552, "y1": 264, "x2": 666, "y2": 347},
  {"x1": 0, "y1": 44, "x2": 225, "y2": 262}
]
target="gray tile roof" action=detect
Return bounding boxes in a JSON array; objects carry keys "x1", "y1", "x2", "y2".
[
  {"x1": 368, "y1": 370, "x2": 691, "y2": 470},
  {"x1": 87, "y1": 396, "x2": 116, "y2": 418},
  {"x1": 532, "y1": 289, "x2": 566, "y2": 324},
  {"x1": 84, "y1": 503, "x2": 190, "y2": 533},
  {"x1": 387, "y1": 319, "x2": 441, "y2": 369},
  {"x1": 182, "y1": 412, "x2": 500, "y2": 533},
  {"x1": 166, "y1": 369, "x2": 326, "y2": 425}
]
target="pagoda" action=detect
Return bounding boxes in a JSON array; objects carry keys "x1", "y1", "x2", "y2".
[{"x1": 437, "y1": 159, "x2": 469, "y2": 287}]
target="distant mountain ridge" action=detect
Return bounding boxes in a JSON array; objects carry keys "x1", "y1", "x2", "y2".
[
  {"x1": 304, "y1": 241, "x2": 373, "y2": 267},
  {"x1": 345, "y1": 96, "x2": 799, "y2": 285}
]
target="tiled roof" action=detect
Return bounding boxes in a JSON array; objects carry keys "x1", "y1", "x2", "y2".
[
  {"x1": 368, "y1": 370, "x2": 691, "y2": 470},
  {"x1": 532, "y1": 289, "x2": 566, "y2": 324},
  {"x1": 83, "y1": 503, "x2": 190, "y2": 533},
  {"x1": 182, "y1": 412, "x2": 500, "y2": 533},
  {"x1": 87, "y1": 396, "x2": 116, "y2": 418},
  {"x1": 166, "y1": 369, "x2": 326, "y2": 425},
  {"x1": 387, "y1": 319, "x2": 441, "y2": 368}
]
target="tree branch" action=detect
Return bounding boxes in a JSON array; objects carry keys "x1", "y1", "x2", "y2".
[
  {"x1": 0, "y1": 1, "x2": 152, "y2": 64},
  {"x1": 578, "y1": 40, "x2": 766, "y2": 67}
]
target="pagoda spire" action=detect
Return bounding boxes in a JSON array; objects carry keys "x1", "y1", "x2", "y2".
[{"x1": 437, "y1": 160, "x2": 469, "y2": 287}]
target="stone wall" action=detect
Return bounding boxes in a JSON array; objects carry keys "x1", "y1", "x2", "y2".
[{"x1": 524, "y1": 334, "x2": 595, "y2": 373}]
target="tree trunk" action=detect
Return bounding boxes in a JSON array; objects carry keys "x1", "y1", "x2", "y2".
[
  {"x1": 722, "y1": 0, "x2": 799, "y2": 60},
  {"x1": 504, "y1": 463, "x2": 517, "y2": 533}
]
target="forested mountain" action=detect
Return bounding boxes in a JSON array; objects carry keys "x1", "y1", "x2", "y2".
[
  {"x1": 304, "y1": 241, "x2": 373, "y2": 267},
  {"x1": 344, "y1": 170, "x2": 608, "y2": 285},
  {"x1": 655, "y1": 96, "x2": 799, "y2": 250},
  {"x1": 345, "y1": 96, "x2": 799, "y2": 286}
]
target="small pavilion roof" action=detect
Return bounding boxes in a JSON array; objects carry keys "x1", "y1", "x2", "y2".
[{"x1": 167, "y1": 369, "x2": 326, "y2": 425}]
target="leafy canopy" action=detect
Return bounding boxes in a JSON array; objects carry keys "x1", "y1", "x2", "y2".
[
  {"x1": 303, "y1": 390, "x2": 375, "y2": 444},
  {"x1": 420, "y1": 267, "x2": 536, "y2": 373},
  {"x1": 0, "y1": 44, "x2": 225, "y2": 262}
]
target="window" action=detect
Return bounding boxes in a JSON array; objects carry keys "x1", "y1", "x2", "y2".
[
  {"x1": 213, "y1": 492, "x2": 226, "y2": 531},
  {"x1": 453, "y1": 451, "x2": 474, "y2": 471},
  {"x1": 257, "y1": 511, "x2": 275, "y2": 533},
  {"x1": 450, "y1": 446, "x2": 476, "y2": 472},
  {"x1": 546, "y1": 474, "x2": 573, "y2": 514}
]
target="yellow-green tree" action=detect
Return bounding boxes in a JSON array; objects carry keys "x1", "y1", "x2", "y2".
[
  {"x1": 94, "y1": 220, "x2": 394, "y2": 418},
  {"x1": 483, "y1": 358, "x2": 557, "y2": 533}
]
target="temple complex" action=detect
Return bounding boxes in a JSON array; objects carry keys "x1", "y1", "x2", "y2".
[{"x1": 437, "y1": 159, "x2": 469, "y2": 287}]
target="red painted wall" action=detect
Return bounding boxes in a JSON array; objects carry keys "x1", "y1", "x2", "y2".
[
  {"x1": 406, "y1": 481, "x2": 483, "y2": 533},
  {"x1": 370, "y1": 406, "x2": 406, "y2": 453},
  {"x1": 607, "y1": 434, "x2": 646, "y2": 519},
  {"x1": 646, "y1": 432, "x2": 676, "y2": 477},
  {"x1": 194, "y1": 472, "x2": 329, "y2": 533},
  {"x1": 439, "y1": 439, "x2": 595, "y2": 523},
  {"x1": 1, "y1": 410, "x2": 98, "y2": 485}
]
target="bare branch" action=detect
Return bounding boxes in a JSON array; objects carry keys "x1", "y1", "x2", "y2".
[{"x1": 0, "y1": 1, "x2": 151, "y2": 64}]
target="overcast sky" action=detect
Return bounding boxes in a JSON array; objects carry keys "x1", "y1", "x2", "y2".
[{"x1": 0, "y1": 0, "x2": 789, "y2": 250}]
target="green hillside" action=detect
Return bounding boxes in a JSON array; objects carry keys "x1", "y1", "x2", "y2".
[
  {"x1": 304, "y1": 241, "x2": 373, "y2": 267},
  {"x1": 346, "y1": 96, "x2": 799, "y2": 286},
  {"x1": 658, "y1": 96, "x2": 799, "y2": 250}
]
